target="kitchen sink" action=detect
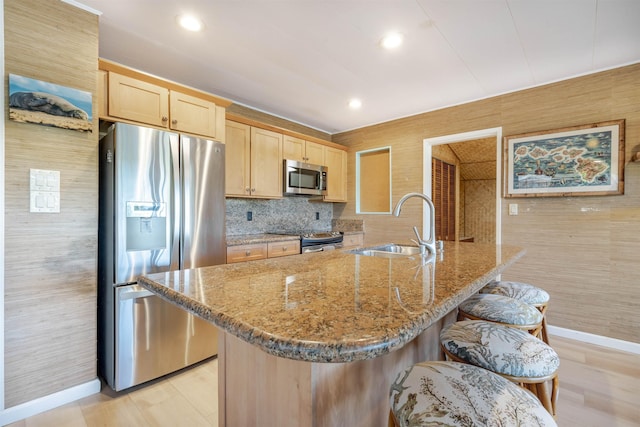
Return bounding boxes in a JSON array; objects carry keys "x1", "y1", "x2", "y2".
[{"x1": 347, "y1": 243, "x2": 424, "y2": 258}]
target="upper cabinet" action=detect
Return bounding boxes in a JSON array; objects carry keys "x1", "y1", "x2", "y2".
[
  {"x1": 108, "y1": 72, "x2": 169, "y2": 128},
  {"x1": 282, "y1": 134, "x2": 347, "y2": 202},
  {"x1": 283, "y1": 135, "x2": 324, "y2": 165},
  {"x1": 250, "y1": 127, "x2": 283, "y2": 198},
  {"x1": 225, "y1": 121, "x2": 252, "y2": 197},
  {"x1": 99, "y1": 59, "x2": 230, "y2": 140},
  {"x1": 169, "y1": 90, "x2": 224, "y2": 140},
  {"x1": 226, "y1": 114, "x2": 348, "y2": 202},
  {"x1": 225, "y1": 120, "x2": 283, "y2": 199},
  {"x1": 324, "y1": 146, "x2": 347, "y2": 202}
]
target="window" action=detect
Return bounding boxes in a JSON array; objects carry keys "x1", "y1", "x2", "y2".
[{"x1": 356, "y1": 147, "x2": 391, "y2": 214}]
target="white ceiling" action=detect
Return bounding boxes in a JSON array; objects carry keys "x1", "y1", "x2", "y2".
[{"x1": 75, "y1": 0, "x2": 640, "y2": 134}]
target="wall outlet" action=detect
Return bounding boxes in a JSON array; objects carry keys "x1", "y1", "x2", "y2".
[
  {"x1": 247, "y1": 211, "x2": 253, "y2": 221},
  {"x1": 509, "y1": 204, "x2": 518, "y2": 216}
]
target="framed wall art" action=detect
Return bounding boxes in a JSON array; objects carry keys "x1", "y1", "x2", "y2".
[
  {"x1": 504, "y1": 119, "x2": 625, "y2": 197},
  {"x1": 8, "y1": 73, "x2": 92, "y2": 133}
]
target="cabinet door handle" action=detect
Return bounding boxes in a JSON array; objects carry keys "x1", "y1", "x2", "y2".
[
  {"x1": 251, "y1": 188, "x2": 256, "y2": 192},
  {"x1": 161, "y1": 116, "x2": 168, "y2": 122},
  {"x1": 245, "y1": 187, "x2": 250, "y2": 193},
  {"x1": 245, "y1": 250, "x2": 251, "y2": 256},
  {"x1": 282, "y1": 247, "x2": 287, "y2": 251},
  {"x1": 172, "y1": 119, "x2": 178, "y2": 125}
]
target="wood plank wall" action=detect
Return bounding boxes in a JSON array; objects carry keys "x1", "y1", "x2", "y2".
[
  {"x1": 4, "y1": 0, "x2": 99, "y2": 407},
  {"x1": 332, "y1": 63, "x2": 640, "y2": 345}
]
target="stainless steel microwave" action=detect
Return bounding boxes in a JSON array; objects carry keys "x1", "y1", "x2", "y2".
[{"x1": 283, "y1": 159, "x2": 327, "y2": 196}]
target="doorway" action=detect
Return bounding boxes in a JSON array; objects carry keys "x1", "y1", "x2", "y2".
[{"x1": 422, "y1": 128, "x2": 502, "y2": 244}]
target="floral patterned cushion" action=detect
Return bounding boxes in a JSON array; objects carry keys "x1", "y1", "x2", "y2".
[
  {"x1": 440, "y1": 320, "x2": 560, "y2": 378},
  {"x1": 459, "y1": 293, "x2": 543, "y2": 326},
  {"x1": 389, "y1": 361, "x2": 557, "y2": 427},
  {"x1": 481, "y1": 281, "x2": 550, "y2": 306}
]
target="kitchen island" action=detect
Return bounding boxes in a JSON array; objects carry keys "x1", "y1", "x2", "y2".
[{"x1": 139, "y1": 241, "x2": 525, "y2": 427}]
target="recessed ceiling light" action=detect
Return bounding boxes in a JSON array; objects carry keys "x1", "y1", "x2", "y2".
[
  {"x1": 177, "y1": 14, "x2": 204, "y2": 32},
  {"x1": 381, "y1": 32, "x2": 403, "y2": 49},
  {"x1": 349, "y1": 98, "x2": 362, "y2": 109}
]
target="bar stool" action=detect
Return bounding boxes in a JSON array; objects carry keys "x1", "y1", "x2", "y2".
[
  {"x1": 389, "y1": 361, "x2": 557, "y2": 426},
  {"x1": 458, "y1": 293, "x2": 544, "y2": 338},
  {"x1": 480, "y1": 280, "x2": 551, "y2": 343},
  {"x1": 440, "y1": 320, "x2": 559, "y2": 417}
]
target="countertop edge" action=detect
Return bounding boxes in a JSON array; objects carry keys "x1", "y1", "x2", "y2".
[
  {"x1": 138, "y1": 244, "x2": 526, "y2": 363},
  {"x1": 226, "y1": 231, "x2": 363, "y2": 247},
  {"x1": 226, "y1": 233, "x2": 301, "y2": 246}
]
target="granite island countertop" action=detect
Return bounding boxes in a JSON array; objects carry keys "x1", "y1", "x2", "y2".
[{"x1": 138, "y1": 241, "x2": 525, "y2": 363}]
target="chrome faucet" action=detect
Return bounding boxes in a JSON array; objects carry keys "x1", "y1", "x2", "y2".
[{"x1": 392, "y1": 192, "x2": 437, "y2": 255}]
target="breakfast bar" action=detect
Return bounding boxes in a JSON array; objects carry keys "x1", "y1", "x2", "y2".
[{"x1": 138, "y1": 242, "x2": 525, "y2": 427}]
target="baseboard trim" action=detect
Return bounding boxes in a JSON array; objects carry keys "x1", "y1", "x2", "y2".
[
  {"x1": 548, "y1": 325, "x2": 640, "y2": 355},
  {"x1": 0, "y1": 378, "x2": 101, "y2": 426}
]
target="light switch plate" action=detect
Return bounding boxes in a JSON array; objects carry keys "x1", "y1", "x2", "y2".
[
  {"x1": 508, "y1": 203, "x2": 518, "y2": 216},
  {"x1": 30, "y1": 169, "x2": 60, "y2": 213},
  {"x1": 30, "y1": 169, "x2": 60, "y2": 191},
  {"x1": 30, "y1": 191, "x2": 60, "y2": 213}
]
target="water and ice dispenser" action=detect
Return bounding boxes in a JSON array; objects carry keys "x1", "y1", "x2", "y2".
[{"x1": 125, "y1": 201, "x2": 167, "y2": 252}]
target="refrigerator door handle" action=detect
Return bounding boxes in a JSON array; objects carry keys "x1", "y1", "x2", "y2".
[
  {"x1": 170, "y1": 135, "x2": 182, "y2": 271},
  {"x1": 181, "y1": 135, "x2": 191, "y2": 269}
]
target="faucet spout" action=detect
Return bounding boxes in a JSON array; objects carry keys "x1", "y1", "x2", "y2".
[{"x1": 392, "y1": 192, "x2": 437, "y2": 255}]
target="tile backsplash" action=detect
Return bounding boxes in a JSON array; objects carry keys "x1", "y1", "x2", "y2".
[{"x1": 226, "y1": 197, "x2": 333, "y2": 235}]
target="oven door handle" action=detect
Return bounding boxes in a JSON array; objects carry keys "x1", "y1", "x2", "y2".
[
  {"x1": 304, "y1": 244, "x2": 338, "y2": 253},
  {"x1": 305, "y1": 246, "x2": 327, "y2": 253}
]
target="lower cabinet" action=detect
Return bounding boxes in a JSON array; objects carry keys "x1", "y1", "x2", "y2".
[
  {"x1": 226, "y1": 243, "x2": 268, "y2": 264},
  {"x1": 227, "y1": 240, "x2": 301, "y2": 264},
  {"x1": 267, "y1": 240, "x2": 301, "y2": 258}
]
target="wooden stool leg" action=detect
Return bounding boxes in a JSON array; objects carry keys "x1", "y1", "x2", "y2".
[
  {"x1": 536, "y1": 381, "x2": 551, "y2": 414},
  {"x1": 550, "y1": 375, "x2": 559, "y2": 416},
  {"x1": 388, "y1": 410, "x2": 399, "y2": 427},
  {"x1": 540, "y1": 315, "x2": 550, "y2": 344},
  {"x1": 531, "y1": 376, "x2": 559, "y2": 417}
]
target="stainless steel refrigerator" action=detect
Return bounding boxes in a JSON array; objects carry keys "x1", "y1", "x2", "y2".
[{"x1": 98, "y1": 122, "x2": 225, "y2": 391}]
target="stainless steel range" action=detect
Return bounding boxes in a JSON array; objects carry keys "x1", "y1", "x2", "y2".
[{"x1": 299, "y1": 231, "x2": 343, "y2": 253}]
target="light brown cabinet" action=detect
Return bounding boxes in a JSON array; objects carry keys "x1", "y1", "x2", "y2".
[
  {"x1": 169, "y1": 90, "x2": 224, "y2": 140},
  {"x1": 324, "y1": 146, "x2": 348, "y2": 202},
  {"x1": 283, "y1": 135, "x2": 348, "y2": 202},
  {"x1": 102, "y1": 68, "x2": 226, "y2": 140},
  {"x1": 225, "y1": 121, "x2": 251, "y2": 196},
  {"x1": 227, "y1": 240, "x2": 300, "y2": 263},
  {"x1": 225, "y1": 113, "x2": 348, "y2": 202},
  {"x1": 108, "y1": 72, "x2": 169, "y2": 128},
  {"x1": 267, "y1": 240, "x2": 301, "y2": 258},
  {"x1": 226, "y1": 243, "x2": 268, "y2": 264},
  {"x1": 225, "y1": 120, "x2": 283, "y2": 198},
  {"x1": 283, "y1": 135, "x2": 324, "y2": 165}
]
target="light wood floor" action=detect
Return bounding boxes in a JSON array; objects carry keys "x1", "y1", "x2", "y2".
[{"x1": 7, "y1": 335, "x2": 640, "y2": 427}]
